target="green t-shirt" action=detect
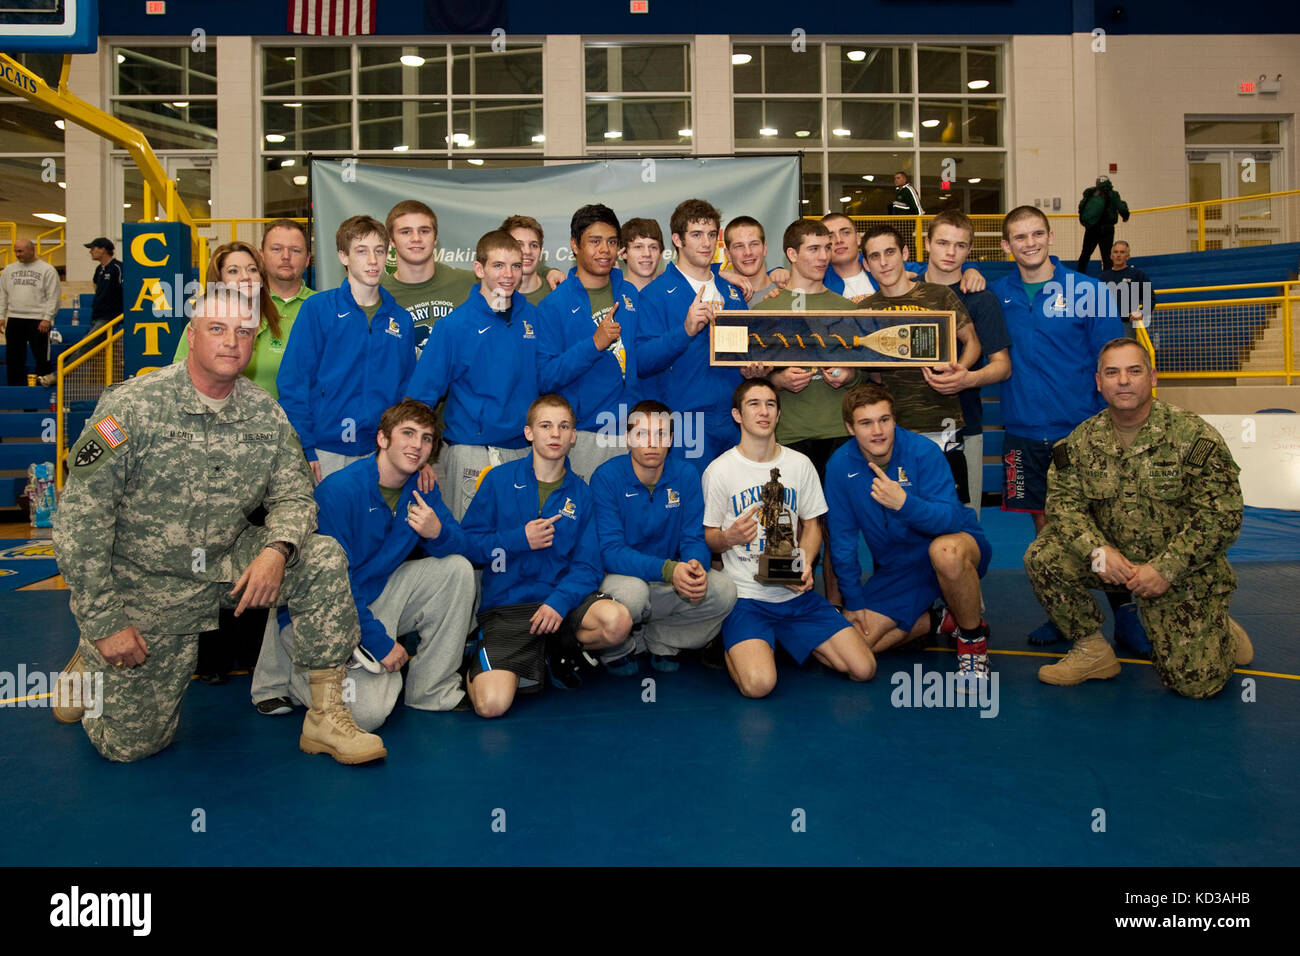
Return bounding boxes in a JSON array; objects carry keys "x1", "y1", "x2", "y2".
[
  {"x1": 361, "y1": 300, "x2": 381, "y2": 326},
  {"x1": 173, "y1": 311, "x2": 297, "y2": 399},
  {"x1": 523, "y1": 281, "x2": 551, "y2": 307},
  {"x1": 381, "y1": 264, "x2": 477, "y2": 355},
  {"x1": 585, "y1": 283, "x2": 625, "y2": 378},
  {"x1": 755, "y1": 288, "x2": 859, "y2": 443},
  {"x1": 379, "y1": 484, "x2": 403, "y2": 512},
  {"x1": 1024, "y1": 280, "x2": 1049, "y2": 308},
  {"x1": 538, "y1": 475, "x2": 564, "y2": 512},
  {"x1": 859, "y1": 280, "x2": 971, "y2": 435}
]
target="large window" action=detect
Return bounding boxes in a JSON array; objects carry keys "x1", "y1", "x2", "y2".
[
  {"x1": 112, "y1": 45, "x2": 219, "y2": 151},
  {"x1": 584, "y1": 41, "x2": 692, "y2": 150},
  {"x1": 733, "y1": 41, "x2": 1006, "y2": 217},
  {"x1": 260, "y1": 41, "x2": 545, "y2": 217},
  {"x1": 0, "y1": 54, "x2": 68, "y2": 258}
]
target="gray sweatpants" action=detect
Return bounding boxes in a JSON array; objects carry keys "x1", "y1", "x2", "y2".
[
  {"x1": 598, "y1": 571, "x2": 738, "y2": 660},
  {"x1": 438, "y1": 443, "x2": 530, "y2": 520},
  {"x1": 962, "y1": 432, "x2": 983, "y2": 517},
  {"x1": 569, "y1": 429, "x2": 623, "y2": 483},
  {"x1": 253, "y1": 555, "x2": 476, "y2": 729},
  {"x1": 316, "y1": 449, "x2": 369, "y2": 480}
]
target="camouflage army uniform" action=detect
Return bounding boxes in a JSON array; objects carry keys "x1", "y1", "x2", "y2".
[
  {"x1": 1023, "y1": 399, "x2": 1242, "y2": 698},
  {"x1": 54, "y1": 362, "x2": 360, "y2": 761}
]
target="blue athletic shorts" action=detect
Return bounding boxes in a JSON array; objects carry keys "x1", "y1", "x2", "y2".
[
  {"x1": 860, "y1": 532, "x2": 992, "y2": 629},
  {"x1": 1001, "y1": 431, "x2": 1067, "y2": 513},
  {"x1": 721, "y1": 591, "x2": 851, "y2": 664}
]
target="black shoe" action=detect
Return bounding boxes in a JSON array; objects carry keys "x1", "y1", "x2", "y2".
[
  {"x1": 199, "y1": 671, "x2": 229, "y2": 686},
  {"x1": 254, "y1": 696, "x2": 294, "y2": 716},
  {"x1": 698, "y1": 636, "x2": 726, "y2": 671}
]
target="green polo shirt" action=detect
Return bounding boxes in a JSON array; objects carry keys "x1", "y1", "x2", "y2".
[{"x1": 270, "y1": 281, "x2": 315, "y2": 323}]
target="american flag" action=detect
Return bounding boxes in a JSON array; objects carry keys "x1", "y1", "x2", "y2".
[
  {"x1": 95, "y1": 415, "x2": 128, "y2": 449},
  {"x1": 289, "y1": 0, "x2": 376, "y2": 36}
]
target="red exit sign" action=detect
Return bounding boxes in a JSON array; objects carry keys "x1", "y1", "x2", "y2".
[
  {"x1": 630, "y1": 0, "x2": 649, "y2": 12},
  {"x1": 1238, "y1": 80, "x2": 1256, "y2": 94},
  {"x1": 145, "y1": 0, "x2": 166, "y2": 13}
]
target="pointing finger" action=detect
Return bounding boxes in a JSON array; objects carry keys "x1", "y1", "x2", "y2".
[{"x1": 868, "y1": 462, "x2": 888, "y2": 479}]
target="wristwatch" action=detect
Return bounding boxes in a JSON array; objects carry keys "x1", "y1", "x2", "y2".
[{"x1": 266, "y1": 540, "x2": 296, "y2": 562}]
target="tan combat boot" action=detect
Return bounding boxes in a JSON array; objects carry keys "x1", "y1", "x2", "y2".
[
  {"x1": 1038, "y1": 631, "x2": 1121, "y2": 686},
  {"x1": 1229, "y1": 618, "x2": 1253, "y2": 667},
  {"x1": 52, "y1": 648, "x2": 87, "y2": 724},
  {"x1": 299, "y1": 665, "x2": 387, "y2": 765}
]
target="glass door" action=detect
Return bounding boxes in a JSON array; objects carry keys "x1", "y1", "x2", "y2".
[{"x1": 1187, "y1": 148, "x2": 1282, "y2": 249}]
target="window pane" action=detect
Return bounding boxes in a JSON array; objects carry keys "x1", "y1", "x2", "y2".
[
  {"x1": 731, "y1": 44, "x2": 819, "y2": 95},
  {"x1": 586, "y1": 98, "x2": 690, "y2": 146},
  {"x1": 15, "y1": 53, "x2": 64, "y2": 87},
  {"x1": 454, "y1": 44, "x2": 544, "y2": 96},
  {"x1": 263, "y1": 155, "x2": 314, "y2": 220},
  {"x1": 917, "y1": 99, "x2": 1002, "y2": 147},
  {"x1": 115, "y1": 46, "x2": 217, "y2": 96},
  {"x1": 827, "y1": 153, "x2": 913, "y2": 217},
  {"x1": 919, "y1": 151, "x2": 1007, "y2": 220},
  {"x1": 0, "y1": 103, "x2": 65, "y2": 152},
  {"x1": 827, "y1": 99, "x2": 914, "y2": 146},
  {"x1": 965, "y1": 46, "x2": 1002, "y2": 94},
  {"x1": 262, "y1": 46, "x2": 351, "y2": 96},
  {"x1": 586, "y1": 44, "x2": 689, "y2": 93},
  {"x1": 917, "y1": 44, "x2": 1002, "y2": 95},
  {"x1": 0, "y1": 157, "x2": 66, "y2": 229},
  {"x1": 113, "y1": 100, "x2": 217, "y2": 150},
  {"x1": 1185, "y1": 120, "x2": 1282, "y2": 145},
  {"x1": 800, "y1": 151, "x2": 823, "y2": 215},
  {"x1": 264, "y1": 100, "x2": 351, "y2": 152},
  {"x1": 733, "y1": 98, "x2": 822, "y2": 149},
  {"x1": 828, "y1": 44, "x2": 911, "y2": 94},
  {"x1": 359, "y1": 46, "x2": 448, "y2": 96},
  {"x1": 359, "y1": 101, "x2": 449, "y2": 151},
  {"x1": 450, "y1": 100, "x2": 543, "y2": 149}
]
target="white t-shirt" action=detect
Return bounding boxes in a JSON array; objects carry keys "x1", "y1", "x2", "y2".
[
  {"x1": 702, "y1": 445, "x2": 827, "y2": 603},
  {"x1": 683, "y1": 270, "x2": 725, "y2": 307},
  {"x1": 839, "y1": 268, "x2": 876, "y2": 303}
]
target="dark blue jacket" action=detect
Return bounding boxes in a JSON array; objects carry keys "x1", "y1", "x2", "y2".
[
  {"x1": 315, "y1": 454, "x2": 467, "y2": 660},
  {"x1": 276, "y1": 280, "x2": 415, "y2": 460},
  {"x1": 535, "y1": 268, "x2": 642, "y2": 432},
  {"x1": 989, "y1": 256, "x2": 1123, "y2": 439},
  {"x1": 405, "y1": 287, "x2": 538, "y2": 448},
  {"x1": 460, "y1": 454, "x2": 601, "y2": 617},
  {"x1": 825, "y1": 426, "x2": 987, "y2": 612},
  {"x1": 591, "y1": 452, "x2": 709, "y2": 581}
]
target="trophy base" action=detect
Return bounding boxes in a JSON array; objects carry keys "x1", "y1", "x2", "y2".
[{"x1": 755, "y1": 554, "x2": 802, "y2": 585}]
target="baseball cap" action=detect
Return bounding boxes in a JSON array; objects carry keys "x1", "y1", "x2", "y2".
[{"x1": 84, "y1": 237, "x2": 115, "y2": 252}]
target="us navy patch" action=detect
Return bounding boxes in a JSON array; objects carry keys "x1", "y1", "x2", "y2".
[
  {"x1": 1185, "y1": 437, "x2": 1215, "y2": 468},
  {"x1": 1051, "y1": 441, "x2": 1070, "y2": 470}
]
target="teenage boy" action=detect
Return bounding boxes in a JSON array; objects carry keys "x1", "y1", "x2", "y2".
[
  {"x1": 638, "y1": 199, "x2": 752, "y2": 477},
  {"x1": 253, "y1": 400, "x2": 476, "y2": 724},
  {"x1": 820, "y1": 213, "x2": 877, "y2": 302},
  {"x1": 405, "y1": 230, "x2": 539, "y2": 519},
  {"x1": 278, "y1": 215, "x2": 415, "y2": 482},
  {"x1": 619, "y1": 217, "x2": 665, "y2": 292},
  {"x1": 859, "y1": 224, "x2": 980, "y2": 499},
  {"x1": 380, "y1": 200, "x2": 477, "y2": 356},
  {"x1": 825, "y1": 384, "x2": 993, "y2": 682},
  {"x1": 921, "y1": 210, "x2": 1012, "y2": 513},
  {"x1": 501, "y1": 214, "x2": 553, "y2": 306},
  {"x1": 723, "y1": 215, "x2": 779, "y2": 301},
  {"x1": 989, "y1": 206, "x2": 1126, "y2": 647},
  {"x1": 591, "y1": 400, "x2": 738, "y2": 674},
  {"x1": 703, "y1": 378, "x2": 877, "y2": 698},
  {"x1": 536, "y1": 204, "x2": 644, "y2": 480},
  {"x1": 261, "y1": 219, "x2": 315, "y2": 324},
  {"x1": 460, "y1": 394, "x2": 634, "y2": 717}
]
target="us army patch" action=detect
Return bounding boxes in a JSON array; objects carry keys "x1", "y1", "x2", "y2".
[
  {"x1": 74, "y1": 439, "x2": 105, "y2": 468},
  {"x1": 1051, "y1": 441, "x2": 1071, "y2": 470},
  {"x1": 1185, "y1": 437, "x2": 1216, "y2": 468}
]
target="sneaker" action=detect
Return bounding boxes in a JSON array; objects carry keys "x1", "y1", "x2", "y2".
[
  {"x1": 547, "y1": 655, "x2": 584, "y2": 690},
  {"x1": 930, "y1": 605, "x2": 958, "y2": 641},
  {"x1": 697, "y1": 636, "x2": 727, "y2": 671},
  {"x1": 37, "y1": 373, "x2": 56, "y2": 387},
  {"x1": 1027, "y1": 620, "x2": 1067, "y2": 646},
  {"x1": 954, "y1": 622, "x2": 991, "y2": 695},
  {"x1": 604, "y1": 654, "x2": 640, "y2": 677},
  {"x1": 651, "y1": 653, "x2": 680, "y2": 673},
  {"x1": 1112, "y1": 602, "x2": 1152, "y2": 657},
  {"x1": 350, "y1": 645, "x2": 383, "y2": 674},
  {"x1": 255, "y1": 696, "x2": 294, "y2": 716}
]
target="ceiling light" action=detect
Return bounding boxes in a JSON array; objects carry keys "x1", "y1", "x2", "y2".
[
  {"x1": 531, "y1": 134, "x2": 546, "y2": 143},
  {"x1": 732, "y1": 53, "x2": 752, "y2": 66},
  {"x1": 967, "y1": 79, "x2": 990, "y2": 90},
  {"x1": 678, "y1": 128, "x2": 692, "y2": 137},
  {"x1": 838, "y1": 196, "x2": 851, "y2": 203},
  {"x1": 123, "y1": 203, "x2": 131, "y2": 209},
  {"x1": 921, "y1": 119, "x2": 940, "y2": 128},
  {"x1": 795, "y1": 130, "x2": 811, "y2": 138},
  {"x1": 847, "y1": 50, "x2": 866, "y2": 62},
  {"x1": 897, "y1": 129, "x2": 914, "y2": 138},
  {"x1": 265, "y1": 133, "x2": 286, "y2": 143},
  {"x1": 968, "y1": 177, "x2": 982, "y2": 184},
  {"x1": 172, "y1": 101, "x2": 189, "y2": 108},
  {"x1": 57, "y1": 181, "x2": 66, "y2": 189},
  {"x1": 460, "y1": 139, "x2": 474, "y2": 147},
  {"x1": 604, "y1": 130, "x2": 623, "y2": 139},
  {"x1": 54, "y1": 119, "x2": 65, "y2": 130},
  {"x1": 116, "y1": 53, "x2": 125, "y2": 64},
  {"x1": 467, "y1": 159, "x2": 484, "y2": 166},
  {"x1": 400, "y1": 54, "x2": 426, "y2": 67},
  {"x1": 758, "y1": 127, "x2": 777, "y2": 136},
  {"x1": 392, "y1": 144, "x2": 409, "y2": 151},
  {"x1": 284, "y1": 102, "x2": 302, "y2": 108},
  {"x1": 832, "y1": 127, "x2": 851, "y2": 136},
  {"x1": 33, "y1": 213, "x2": 67, "y2": 223},
  {"x1": 292, "y1": 175, "x2": 308, "y2": 186},
  {"x1": 861, "y1": 175, "x2": 874, "y2": 181},
  {"x1": 800, "y1": 198, "x2": 810, "y2": 204},
  {"x1": 452, "y1": 132, "x2": 469, "y2": 144},
  {"x1": 280, "y1": 158, "x2": 295, "y2": 167},
  {"x1": 285, "y1": 56, "x2": 296, "y2": 62}
]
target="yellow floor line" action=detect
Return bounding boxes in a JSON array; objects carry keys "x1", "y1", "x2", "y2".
[
  {"x1": 1, "y1": 668, "x2": 255, "y2": 706},
  {"x1": 923, "y1": 646, "x2": 1296, "y2": 680}
]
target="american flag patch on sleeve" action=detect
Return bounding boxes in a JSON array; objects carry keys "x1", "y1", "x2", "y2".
[{"x1": 94, "y1": 415, "x2": 128, "y2": 448}]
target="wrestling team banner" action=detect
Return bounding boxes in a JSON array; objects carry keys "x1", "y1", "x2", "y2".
[{"x1": 309, "y1": 156, "x2": 801, "y2": 288}]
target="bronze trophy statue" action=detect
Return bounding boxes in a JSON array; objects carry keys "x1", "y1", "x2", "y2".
[{"x1": 754, "y1": 467, "x2": 802, "y2": 584}]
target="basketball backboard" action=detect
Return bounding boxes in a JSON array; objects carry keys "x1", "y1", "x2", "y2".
[{"x1": 0, "y1": 0, "x2": 97, "y2": 54}]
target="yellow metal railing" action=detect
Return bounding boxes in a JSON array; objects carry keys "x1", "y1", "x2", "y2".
[
  {"x1": 1, "y1": 222, "x2": 67, "y2": 267},
  {"x1": 53, "y1": 315, "x2": 124, "y2": 490},
  {"x1": 1144, "y1": 280, "x2": 1297, "y2": 386},
  {"x1": 191, "y1": 217, "x2": 309, "y2": 277}
]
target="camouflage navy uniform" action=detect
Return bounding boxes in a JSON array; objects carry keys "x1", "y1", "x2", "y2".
[
  {"x1": 1024, "y1": 399, "x2": 1242, "y2": 698},
  {"x1": 54, "y1": 362, "x2": 359, "y2": 761}
]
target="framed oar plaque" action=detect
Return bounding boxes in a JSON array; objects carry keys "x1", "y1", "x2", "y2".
[{"x1": 709, "y1": 309, "x2": 958, "y2": 368}]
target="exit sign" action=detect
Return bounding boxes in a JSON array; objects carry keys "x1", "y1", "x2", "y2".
[
  {"x1": 146, "y1": 0, "x2": 166, "y2": 13},
  {"x1": 1238, "y1": 80, "x2": 1256, "y2": 94},
  {"x1": 630, "y1": 0, "x2": 649, "y2": 11}
]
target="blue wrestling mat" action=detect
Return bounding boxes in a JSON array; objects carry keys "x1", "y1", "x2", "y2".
[{"x1": 0, "y1": 539, "x2": 59, "y2": 590}]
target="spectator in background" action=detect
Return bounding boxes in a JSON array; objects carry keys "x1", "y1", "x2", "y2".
[
  {"x1": 0, "y1": 238, "x2": 60, "y2": 387},
  {"x1": 260, "y1": 219, "x2": 315, "y2": 327},
  {"x1": 85, "y1": 237, "x2": 122, "y2": 335},
  {"x1": 1077, "y1": 175, "x2": 1130, "y2": 274},
  {"x1": 889, "y1": 171, "x2": 924, "y2": 217},
  {"x1": 1099, "y1": 240, "x2": 1154, "y2": 337}
]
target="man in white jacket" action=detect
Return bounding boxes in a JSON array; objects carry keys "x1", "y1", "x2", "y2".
[{"x1": 1, "y1": 239, "x2": 61, "y2": 386}]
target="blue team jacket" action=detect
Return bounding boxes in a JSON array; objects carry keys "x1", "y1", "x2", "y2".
[
  {"x1": 590, "y1": 452, "x2": 710, "y2": 581},
  {"x1": 824, "y1": 426, "x2": 988, "y2": 612},
  {"x1": 635, "y1": 262, "x2": 748, "y2": 429},
  {"x1": 314, "y1": 455, "x2": 467, "y2": 660},
  {"x1": 276, "y1": 280, "x2": 415, "y2": 460},
  {"x1": 405, "y1": 287, "x2": 539, "y2": 448},
  {"x1": 460, "y1": 454, "x2": 601, "y2": 617},
  {"x1": 989, "y1": 256, "x2": 1123, "y2": 439},
  {"x1": 535, "y1": 267, "x2": 642, "y2": 432}
]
